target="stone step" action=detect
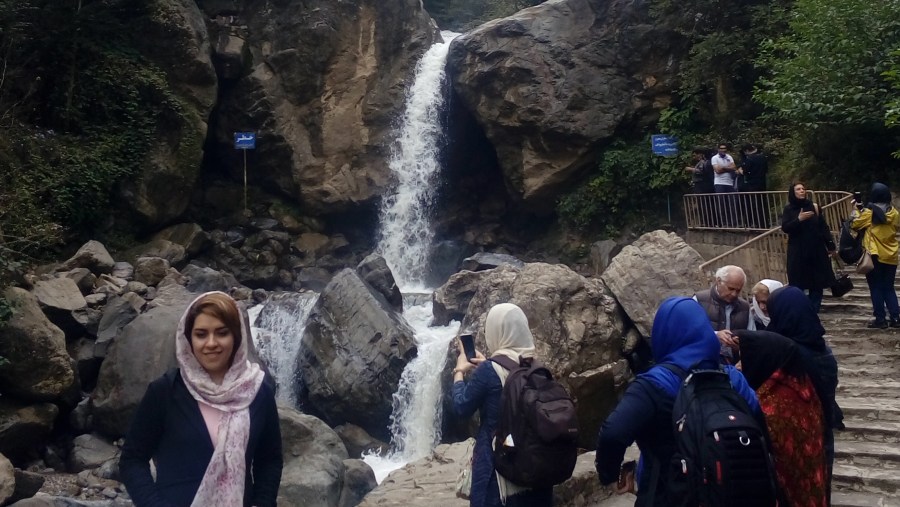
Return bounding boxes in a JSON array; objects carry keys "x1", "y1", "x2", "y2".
[
  {"x1": 832, "y1": 490, "x2": 900, "y2": 507},
  {"x1": 822, "y1": 301, "x2": 879, "y2": 313},
  {"x1": 837, "y1": 380, "x2": 900, "y2": 398},
  {"x1": 833, "y1": 462, "x2": 900, "y2": 496},
  {"x1": 834, "y1": 353, "x2": 900, "y2": 368},
  {"x1": 837, "y1": 419, "x2": 900, "y2": 444},
  {"x1": 835, "y1": 440, "x2": 900, "y2": 465},
  {"x1": 827, "y1": 335, "x2": 900, "y2": 349},
  {"x1": 838, "y1": 364, "x2": 900, "y2": 379},
  {"x1": 839, "y1": 399, "x2": 900, "y2": 421}
]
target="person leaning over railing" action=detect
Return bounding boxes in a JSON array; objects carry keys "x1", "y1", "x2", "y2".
[{"x1": 850, "y1": 182, "x2": 900, "y2": 329}]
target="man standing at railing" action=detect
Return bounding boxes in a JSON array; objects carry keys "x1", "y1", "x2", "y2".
[
  {"x1": 711, "y1": 143, "x2": 738, "y2": 226},
  {"x1": 736, "y1": 144, "x2": 769, "y2": 228},
  {"x1": 693, "y1": 265, "x2": 750, "y2": 364}
]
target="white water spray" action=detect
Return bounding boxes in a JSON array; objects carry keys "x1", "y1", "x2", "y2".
[
  {"x1": 364, "y1": 31, "x2": 462, "y2": 482},
  {"x1": 376, "y1": 31, "x2": 460, "y2": 292},
  {"x1": 250, "y1": 292, "x2": 319, "y2": 406}
]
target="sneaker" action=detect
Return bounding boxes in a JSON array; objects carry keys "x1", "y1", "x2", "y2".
[
  {"x1": 867, "y1": 320, "x2": 889, "y2": 329},
  {"x1": 891, "y1": 318, "x2": 900, "y2": 329}
]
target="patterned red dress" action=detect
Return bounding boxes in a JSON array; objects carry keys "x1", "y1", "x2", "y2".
[{"x1": 757, "y1": 369, "x2": 828, "y2": 507}]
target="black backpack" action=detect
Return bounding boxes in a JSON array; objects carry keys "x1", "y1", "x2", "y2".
[
  {"x1": 490, "y1": 355, "x2": 578, "y2": 488},
  {"x1": 662, "y1": 365, "x2": 778, "y2": 507},
  {"x1": 838, "y1": 219, "x2": 865, "y2": 265}
]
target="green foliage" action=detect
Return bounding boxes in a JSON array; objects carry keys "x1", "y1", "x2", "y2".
[
  {"x1": 755, "y1": 0, "x2": 900, "y2": 128},
  {"x1": 0, "y1": 0, "x2": 191, "y2": 279},
  {"x1": 424, "y1": 0, "x2": 544, "y2": 32}
]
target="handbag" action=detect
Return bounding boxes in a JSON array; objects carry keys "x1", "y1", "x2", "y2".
[
  {"x1": 856, "y1": 250, "x2": 874, "y2": 275},
  {"x1": 830, "y1": 259, "x2": 853, "y2": 297},
  {"x1": 455, "y1": 442, "x2": 474, "y2": 499}
]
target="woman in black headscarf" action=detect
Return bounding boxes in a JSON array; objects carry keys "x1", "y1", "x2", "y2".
[
  {"x1": 766, "y1": 286, "x2": 841, "y2": 502},
  {"x1": 735, "y1": 330, "x2": 828, "y2": 506},
  {"x1": 781, "y1": 182, "x2": 837, "y2": 312}
]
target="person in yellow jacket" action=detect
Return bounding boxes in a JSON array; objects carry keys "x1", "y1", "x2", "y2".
[{"x1": 851, "y1": 182, "x2": 900, "y2": 328}]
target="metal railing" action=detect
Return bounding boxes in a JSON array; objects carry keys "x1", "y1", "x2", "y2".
[
  {"x1": 684, "y1": 191, "x2": 852, "y2": 232},
  {"x1": 698, "y1": 192, "x2": 854, "y2": 284}
]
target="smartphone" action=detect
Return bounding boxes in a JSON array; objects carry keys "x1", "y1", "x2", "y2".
[{"x1": 459, "y1": 334, "x2": 476, "y2": 361}]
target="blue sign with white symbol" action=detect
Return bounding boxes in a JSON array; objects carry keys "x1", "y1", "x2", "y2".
[
  {"x1": 651, "y1": 134, "x2": 679, "y2": 156},
  {"x1": 234, "y1": 132, "x2": 256, "y2": 150}
]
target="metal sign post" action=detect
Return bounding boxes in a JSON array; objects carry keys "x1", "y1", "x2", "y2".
[
  {"x1": 234, "y1": 132, "x2": 256, "y2": 214},
  {"x1": 651, "y1": 135, "x2": 679, "y2": 224}
]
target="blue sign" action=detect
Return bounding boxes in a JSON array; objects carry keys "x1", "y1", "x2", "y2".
[
  {"x1": 651, "y1": 134, "x2": 678, "y2": 157},
  {"x1": 234, "y1": 132, "x2": 256, "y2": 150}
]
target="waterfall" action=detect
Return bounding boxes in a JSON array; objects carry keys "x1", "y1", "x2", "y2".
[
  {"x1": 376, "y1": 31, "x2": 460, "y2": 292},
  {"x1": 249, "y1": 292, "x2": 319, "y2": 406},
  {"x1": 363, "y1": 31, "x2": 462, "y2": 482}
]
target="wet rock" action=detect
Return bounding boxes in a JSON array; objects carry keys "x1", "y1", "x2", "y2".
[
  {"x1": 297, "y1": 269, "x2": 417, "y2": 440},
  {"x1": 459, "y1": 252, "x2": 524, "y2": 272},
  {"x1": 356, "y1": 254, "x2": 402, "y2": 313},
  {"x1": 334, "y1": 424, "x2": 387, "y2": 459},
  {"x1": 337, "y1": 459, "x2": 377, "y2": 507},
  {"x1": 432, "y1": 270, "x2": 492, "y2": 326},
  {"x1": 277, "y1": 407, "x2": 349, "y2": 507}
]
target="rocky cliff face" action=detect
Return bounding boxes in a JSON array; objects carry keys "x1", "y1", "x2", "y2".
[
  {"x1": 204, "y1": 0, "x2": 440, "y2": 215},
  {"x1": 446, "y1": 0, "x2": 685, "y2": 213}
]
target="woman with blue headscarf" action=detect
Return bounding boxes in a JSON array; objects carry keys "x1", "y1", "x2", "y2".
[{"x1": 595, "y1": 297, "x2": 760, "y2": 506}]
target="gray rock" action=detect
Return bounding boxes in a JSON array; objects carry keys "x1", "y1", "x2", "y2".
[
  {"x1": 459, "y1": 252, "x2": 524, "y2": 272},
  {"x1": 9, "y1": 468, "x2": 45, "y2": 505},
  {"x1": 133, "y1": 257, "x2": 171, "y2": 287},
  {"x1": 69, "y1": 398, "x2": 93, "y2": 435},
  {"x1": 249, "y1": 218, "x2": 279, "y2": 231},
  {"x1": 58, "y1": 241, "x2": 115, "y2": 276},
  {"x1": 122, "y1": 281, "x2": 148, "y2": 295},
  {"x1": 94, "y1": 296, "x2": 140, "y2": 359},
  {"x1": 64, "y1": 269, "x2": 96, "y2": 295},
  {"x1": 110, "y1": 262, "x2": 134, "y2": 281},
  {"x1": 0, "y1": 288, "x2": 76, "y2": 402},
  {"x1": 181, "y1": 264, "x2": 239, "y2": 293},
  {"x1": 590, "y1": 239, "x2": 620, "y2": 276},
  {"x1": 68, "y1": 434, "x2": 119, "y2": 473},
  {"x1": 567, "y1": 360, "x2": 632, "y2": 449},
  {"x1": 601, "y1": 230, "x2": 706, "y2": 336},
  {"x1": 432, "y1": 270, "x2": 492, "y2": 326},
  {"x1": 84, "y1": 293, "x2": 107, "y2": 308},
  {"x1": 334, "y1": 424, "x2": 388, "y2": 459},
  {"x1": 91, "y1": 284, "x2": 193, "y2": 437},
  {"x1": 0, "y1": 453, "x2": 14, "y2": 505},
  {"x1": 32, "y1": 277, "x2": 88, "y2": 335},
  {"x1": 337, "y1": 459, "x2": 377, "y2": 507},
  {"x1": 294, "y1": 267, "x2": 333, "y2": 292},
  {"x1": 356, "y1": 254, "x2": 402, "y2": 313},
  {"x1": 92, "y1": 275, "x2": 126, "y2": 297},
  {"x1": 72, "y1": 307, "x2": 102, "y2": 337},
  {"x1": 0, "y1": 401, "x2": 58, "y2": 465},
  {"x1": 447, "y1": 0, "x2": 683, "y2": 212},
  {"x1": 68, "y1": 339, "x2": 102, "y2": 392},
  {"x1": 297, "y1": 269, "x2": 417, "y2": 440},
  {"x1": 153, "y1": 223, "x2": 210, "y2": 257},
  {"x1": 277, "y1": 407, "x2": 349, "y2": 507}
]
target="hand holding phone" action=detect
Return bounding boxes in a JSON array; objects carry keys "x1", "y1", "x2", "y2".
[{"x1": 459, "y1": 334, "x2": 476, "y2": 362}]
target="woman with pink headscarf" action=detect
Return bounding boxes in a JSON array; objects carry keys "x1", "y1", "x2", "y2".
[{"x1": 120, "y1": 292, "x2": 282, "y2": 506}]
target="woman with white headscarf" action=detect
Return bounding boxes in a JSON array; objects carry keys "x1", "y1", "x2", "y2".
[
  {"x1": 451, "y1": 303, "x2": 553, "y2": 507},
  {"x1": 120, "y1": 292, "x2": 283, "y2": 506},
  {"x1": 747, "y1": 279, "x2": 784, "y2": 331}
]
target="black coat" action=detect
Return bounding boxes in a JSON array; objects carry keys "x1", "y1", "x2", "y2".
[
  {"x1": 120, "y1": 369, "x2": 283, "y2": 507},
  {"x1": 781, "y1": 204, "x2": 836, "y2": 290}
]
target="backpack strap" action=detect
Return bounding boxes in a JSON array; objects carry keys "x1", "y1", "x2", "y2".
[
  {"x1": 489, "y1": 355, "x2": 521, "y2": 372},
  {"x1": 658, "y1": 363, "x2": 688, "y2": 380}
]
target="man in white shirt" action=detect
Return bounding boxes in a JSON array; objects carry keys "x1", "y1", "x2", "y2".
[{"x1": 711, "y1": 143, "x2": 737, "y2": 226}]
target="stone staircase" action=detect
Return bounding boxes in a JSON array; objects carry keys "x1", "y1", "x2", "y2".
[{"x1": 821, "y1": 272, "x2": 900, "y2": 507}]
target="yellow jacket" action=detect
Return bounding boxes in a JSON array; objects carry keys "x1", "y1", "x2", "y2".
[{"x1": 851, "y1": 207, "x2": 900, "y2": 265}]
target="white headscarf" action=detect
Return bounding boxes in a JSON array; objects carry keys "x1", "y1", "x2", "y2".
[
  {"x1": 484, "y1": 303, "x2": 536, "y2": 503},
  {"x1": 175, "y1": 291, "x2": 265, "y2": 507},
  {"x1": 751, "y1": 279, "x2": 784, "y2": 328}
]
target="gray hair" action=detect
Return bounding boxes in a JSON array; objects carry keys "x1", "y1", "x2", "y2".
[{"x1": 715, "y1": 265, "x2": 746, "y2": 284}]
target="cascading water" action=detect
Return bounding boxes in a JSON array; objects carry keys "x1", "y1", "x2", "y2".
[
  {"x1": 249, "y1": 292, "x2": 319, "y2": 406},
  {"x1": 376, "y1": 31, "x2": 460, "y2": 291},
  {"x1": 364, "y1": 31, "x2": 462, "y2": 482}
]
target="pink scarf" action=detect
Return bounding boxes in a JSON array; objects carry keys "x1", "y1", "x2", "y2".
[{"x1": 175, "y1": 291, "x2": 265, "y2": 507}]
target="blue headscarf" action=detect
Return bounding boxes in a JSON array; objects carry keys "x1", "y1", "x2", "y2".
[{"x1": 638, "y1": 297, "x2": 721, "y2": 397}]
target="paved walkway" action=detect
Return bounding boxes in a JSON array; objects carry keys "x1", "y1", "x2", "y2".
[{"x1": 822, "y1": 273, "x2": 900, "y2": 507}]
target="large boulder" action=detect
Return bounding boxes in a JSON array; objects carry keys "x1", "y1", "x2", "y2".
[
  {"x1": 431, "y1": 270, "x2": 492, "y2": 326},
  {"x1": 57, "y1": 241, "x2": 115, "y2": 276},
  {"x1": 90, "y1": 284, "x2": 194, "y2": 438},
  {"x1": 0, "y1": 401, "x2": 58, "y2": 465},
  {"x1": 0, "y1": 453, "x2": 15, "y2": 505},
  {"x1": 208, "y1": 0, "x2": 440, "y2": 215},
  {"x1": 0, "y1": 288, "x2": 76, "y2": 402},
  {"x1": 31, "y1": 277, "x2": 88, "y2": 336},
  {"x1": 277, "y1": 407, "x2": 350, "y2": 507},
  {"x1": 460, "y1": 263, "x2": 628, "y2": 380},
  {"x1": 356, "y1": 254, "x2": 402, "y2": 313},
  {"x1": 297, "y1": 269, "x2": 417, "y2": 440},
  {"x1": 602, "y1": 230, "x2": 706, "y2": 337},
  {"x1": 117, "y1": 0, "x2": 218, "y2": 228},
  {"x1": 446, "y1": 0, "x2": 684, "y2": 211}
]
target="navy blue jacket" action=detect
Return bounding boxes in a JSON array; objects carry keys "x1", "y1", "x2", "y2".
[{"x1": 120, "y1": 369, "x2": 283, "y2": 507}]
